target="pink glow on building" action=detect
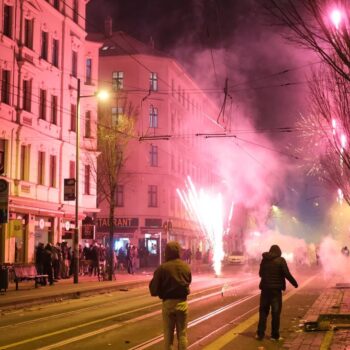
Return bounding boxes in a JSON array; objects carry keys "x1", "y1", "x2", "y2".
[
  {"x1": 0, "y1": 0, "x2": 100, "y2": 263},
  {"x1": 92, "y1": 22, "x2": 223, "y2": 266}
]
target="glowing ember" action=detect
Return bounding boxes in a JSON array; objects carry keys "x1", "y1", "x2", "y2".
[
  {"x1": 330, "y1": 9, "x2": 343, "y2": 30},
  {"x1": 341, "y1": 134, "x2": 346, "y2": 149},
  {"x1": 177, "y1": 176, "x2": 225, "y2": 276},
  {"x1": 337, "y1": 188, "x2": 344, "y2": 204}
]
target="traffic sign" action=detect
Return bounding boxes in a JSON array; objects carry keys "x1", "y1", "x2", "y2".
[{"x1": 64, "y1": 178, "x2": 76, "y2": 201}]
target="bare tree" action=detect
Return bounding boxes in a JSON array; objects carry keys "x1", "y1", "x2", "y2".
[
  {"x1": 263, "y1": 0, "x2": 350, "y2": 82},
  {"x1": 296, "y1": 62, "x2": 350, "y2": 204},
  {"x1": 263, "y1": 0, "x2": 350, "y2": 202},
  {"x1": 91, "y1": 98, "x2": 137, "y2": 280}
]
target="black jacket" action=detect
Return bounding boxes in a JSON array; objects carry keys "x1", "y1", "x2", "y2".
[
  {"x1": 149, "y1": 241, "x2": 192, "y2": 300},
  {"x1": 259, "y1": 245, "x2": 298, "y2": 291}
]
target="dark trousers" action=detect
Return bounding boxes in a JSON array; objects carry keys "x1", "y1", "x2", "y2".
[
  {"x1": 43, "y1": 263, "x2": 54, "y2": 285},
  {"x1": 53, "y1": 260, "x2": 60, "y2": 279},
  {"x1": 257, "y1": 289, "x2": 282, "y2": 339},
  {"x1": 127, "y1": 258, "x2": 133, "y2": 274}
]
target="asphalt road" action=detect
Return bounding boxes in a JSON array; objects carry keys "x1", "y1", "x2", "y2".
[{"x1": 0, "y1": 265, "x2": 327, "y2": 350}]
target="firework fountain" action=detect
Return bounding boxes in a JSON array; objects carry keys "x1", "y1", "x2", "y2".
[{"x1": 177, "y1": 176, "x2": 226, "y2": 276}]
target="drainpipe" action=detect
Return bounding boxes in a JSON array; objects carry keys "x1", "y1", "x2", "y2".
[{"x1": 57, "y1": 7, "x2": 67, "y2": 242}]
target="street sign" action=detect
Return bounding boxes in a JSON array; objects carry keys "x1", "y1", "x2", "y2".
[
  {"x1": 64, "y1": 178, "x2": 76, "y2": 201},
  {"x1": 0, "y1": 179, "x2": 9, "y2": 224}
]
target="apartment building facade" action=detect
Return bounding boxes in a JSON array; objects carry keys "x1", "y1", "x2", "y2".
[
  {"x1": 89, "y1": 24, "x2": 223, "y2": 265},
  {"x1": 0, "y1": 0, "x2": 100, "y2": 263}
]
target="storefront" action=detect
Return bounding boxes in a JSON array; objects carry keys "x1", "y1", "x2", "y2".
[
  {"x1": 34, "y1": 216, "x2": 54, "y2": 247},
  {"x1": 95, "y1": 217, "x2": 139, "y2": 251},
  {"x1": 61, "y1": 220, "x2": 75, "y2": 247},
  {"x1": 8, "y1": 214, "x2": 27, "y2": 263}
]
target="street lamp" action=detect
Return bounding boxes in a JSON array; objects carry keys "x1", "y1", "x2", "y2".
[{"x1": 74, "y1": 78, "x2": 109, "y2": 284}]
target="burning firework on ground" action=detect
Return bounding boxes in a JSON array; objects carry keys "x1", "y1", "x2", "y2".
[{"x1": 177, "y1": 176, "x2": 226, "y2": 276}]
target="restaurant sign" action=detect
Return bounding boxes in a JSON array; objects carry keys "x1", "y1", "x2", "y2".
[{"x1": 96, "y1": 217, "x2": 139, "y2": 233}]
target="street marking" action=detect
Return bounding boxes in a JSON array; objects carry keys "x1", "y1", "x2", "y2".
[
  {"x1": 320, "y1": 330, "x2": 334, "y2": 350},
  {"x1": 202, "y1": 274, "x2": 318, "y2": 350}
]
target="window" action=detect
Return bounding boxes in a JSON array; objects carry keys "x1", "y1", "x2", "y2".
[
  {"x1": 171, "y1": 110, "x2": 175, "y2": 132},
  {"x1": 85, "y1": 111, "x2": 91, "y2": 138},
  {"x1": 39, "y1": 89, "x2": 47, "y2": 120},
  {"x1": 170, "y1": 195, "x2": 175, "y2": 211},
  {"x1": 150, "y1": 72, "x2": 158, "y2": 91},
  {"x1": 3, "y1": 5, "x2": 13, "y2": 38},
  {"x1": 149, "y1": 105, "x2": 158, "y2": 128},
  {"x1": 84, "y1": 164, "x2": 90, "y2": 195},
  {"x1": 53, "y1": 0, "x2": 60, "y2": 10},
  {"x1": 171, "y1": 79, "x2": 175, "y2": 97},
  {"x1": 69, "y1": 160, "x2": 75, "y2": 178},
  {"x1": 51, "y1": 95, "x2": 57, "y2": 124},
  {"x1": 171, "y1": 154, "x2": 175, "y2": 171},
  {"x1": 116, "y1": 185, "x2": 124, "y2": 207},
  {"x1": 52, "y1": 39, "x2": 59, "y2": 67},
  {"x1": 148, "y1": 185, "x2": 158, "y2": 207},
  {"x1": 0, "y1": 139, "x2": 5, "y2": 175},
  {"x1": 1, "y1": 70, "x2": 10, "y2": 105},
  {"x1": 72, "y1": 51, "x2": 77, "y2": 77},
  {"x1": 24, "y1": 18, "x2": 34, "y2": 49},
  {"x1": 112, "y1": 71, "x2": 123, "y2": 90},
  {"x1": 150, "y1": 145, "x2": 158, "y2": 167},
  {"x1": 23, "y1": 79, "x2": 32, "y2": 112},
  {"x1": 41, "y1": 31, "x2": 48, "y2": 60},
  {"x1": 49, "y1": 155, "x2": 56, "y2": 187},
  {"x1": 20, "y1": 145, "x2": 29, "y2": 181},
  {"x1": 70, "y1": 104, "x2": 76, "y2": 131},
  {"x1": 86, "y1": 58, "x2": 92, "y2": 84},
  {"x1": 38, "y1": 151, "x2": 45, "y2": 185},
  {"x1": 111, "y1": 107, "x2": 123, "y2": 126},
  {"x1": 73, "y1": 0, "x2": 79, "y2": 23}
]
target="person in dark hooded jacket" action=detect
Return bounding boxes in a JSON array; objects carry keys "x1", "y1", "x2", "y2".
[
  {"x1": 149, "y1": 241, "x2": 192, "y2": 350},
  {"x1": 256, "y1": 244, "x2": 298, "y2": 341}
]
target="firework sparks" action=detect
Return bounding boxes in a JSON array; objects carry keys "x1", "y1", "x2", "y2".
[{"x1": 177, "y1": 176, "x2": 225, "y2": 276}]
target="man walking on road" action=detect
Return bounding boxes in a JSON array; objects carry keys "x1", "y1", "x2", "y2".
[
  {"x1": 149, "y1": 241, "x2": 192, "y2": 350},
  {"x1": 256, "y1": 244, "x2": 298, "y2": 341}
]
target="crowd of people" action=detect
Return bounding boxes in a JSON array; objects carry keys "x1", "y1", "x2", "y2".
[{"x1": 34, "y1": 241, "x2": 140, "y2": 284}]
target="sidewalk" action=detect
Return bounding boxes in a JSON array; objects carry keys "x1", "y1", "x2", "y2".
[
  {"x1": 0, "y1": 270, "x2": 153, "y2": 311},
  {"x1": 284, "y1": 282, "x2": 350, "y2": 350}
]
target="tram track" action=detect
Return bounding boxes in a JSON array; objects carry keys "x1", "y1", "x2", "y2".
[
  {"x1": 0, "y1": 276, "x2": 258, "y2": 350},
  {"x1": 130, "y1": 274, "x2": 319, "y2": 350},
  {"x1": 0, "y1": 276, "x2": 257, "y2": 330},
  {"x1": 128, "y1": 292, "x2": 260, "y2": 350}
]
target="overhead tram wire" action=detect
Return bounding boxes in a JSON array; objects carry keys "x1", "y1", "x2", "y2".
[
  {"x1": 7, "y1": 5, "x2": 325, "y2": 144},
  {"x1": 62, "y1": 0, "x2": 325, "y2": 130},
  {"x1": 5, "y1": 72, "x2": 317, "y2": 141}
]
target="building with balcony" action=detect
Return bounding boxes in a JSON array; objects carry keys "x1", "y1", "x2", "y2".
[
  {"x1": 89, "y1": 20, "x2": 223, "y2": 266},
  {"x1": 0, "y1": 0, "x2": 100, "y2": 263}
]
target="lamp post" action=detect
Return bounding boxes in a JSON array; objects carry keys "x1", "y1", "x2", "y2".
[{"x1": 74, "y1": 78, "x2": 109, "y2": 284}]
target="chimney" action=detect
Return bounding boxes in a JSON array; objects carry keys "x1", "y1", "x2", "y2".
[{"x1": 104, "y1": 16, "x2": 112, "y2": 38}]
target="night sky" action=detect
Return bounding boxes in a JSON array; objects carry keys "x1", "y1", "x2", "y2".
[
  {"x1": 87, "y1": 0, "x2": 312, "y2": 135},
  {"x1": 86, "y1": 0, "x2": 332, "y2": 241}
]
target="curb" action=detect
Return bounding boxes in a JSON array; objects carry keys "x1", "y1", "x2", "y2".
[{"x1": 0, "y1": 279, "x2": 150, "y2": 311}]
